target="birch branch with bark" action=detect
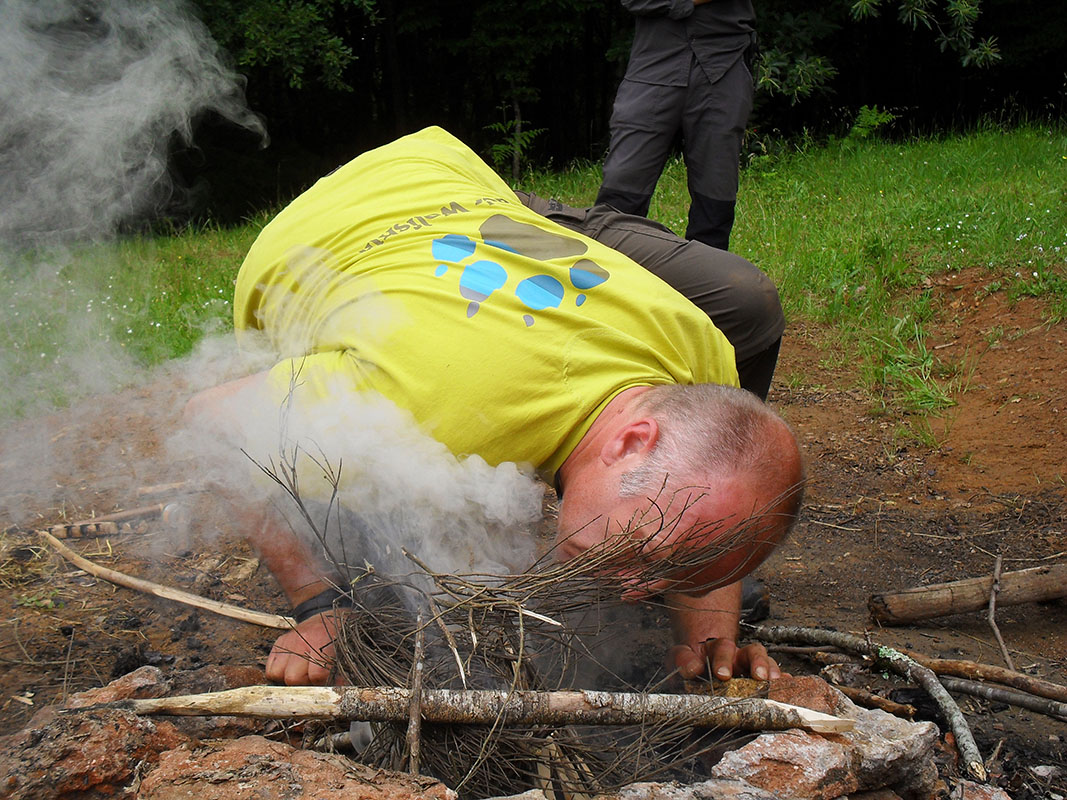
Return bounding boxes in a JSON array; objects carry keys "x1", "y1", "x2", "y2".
[{"x1": 93, "y1": 685, "x2": 854, "y2": 733}]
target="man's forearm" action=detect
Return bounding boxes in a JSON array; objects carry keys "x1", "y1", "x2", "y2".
[
  {"x1": 247, "y1": 508, "x2": 338, "y2": 607},
  {"x1": 666, "y1": 580, "x2": 742, "y2": 647}
]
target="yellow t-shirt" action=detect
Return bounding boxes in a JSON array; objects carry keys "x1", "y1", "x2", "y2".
[{"x1": 234, "y1": 127, "x2": 737, "y2": 480}]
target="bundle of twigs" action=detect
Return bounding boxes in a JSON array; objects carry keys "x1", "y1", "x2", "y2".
[
  {"x1": 305, "y1": 484, "x2": 800, "y2": 797},
  {"x1": 241, "y1": 435, "x2": 806, "y2": 797}
]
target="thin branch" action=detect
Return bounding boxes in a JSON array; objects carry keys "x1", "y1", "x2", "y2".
[
  {"x1": 938, "y1": 676, "x2": 1067, "y2": 723},
  {"x1": 406, "y1": 612, "x2": 426, "y2": 775},
  {"x1": 40, "y1": 530, "x2": 294, "y2": 629},
  {"x1": 986, "y1": 554, "x2": 1015, "y2": 671}
]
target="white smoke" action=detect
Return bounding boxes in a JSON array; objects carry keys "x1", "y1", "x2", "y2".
[
  {"x1": 0, "y1": 0, "x2": 264, "y2": 243},
  {"x1": 0, "y1": 0, "x2": 546, "y2": 589},
  {"x1": 170, "y1": 348, "x2": 546, "y2": 582},
  {"x1": 0, "y1": 0, "x2": 263, "y2": 524}
]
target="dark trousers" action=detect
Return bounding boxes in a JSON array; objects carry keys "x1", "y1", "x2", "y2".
[
  {"x1": 596, "y1": 53, "x2": 753, "y2": 251},
  {"x1": 517, "y1": 192, "x2": 783, "y2": 400}
]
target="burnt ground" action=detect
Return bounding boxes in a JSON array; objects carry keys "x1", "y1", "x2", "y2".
[{"x1": 0, "y1": 267, "x2": 1064, "y2": 797}]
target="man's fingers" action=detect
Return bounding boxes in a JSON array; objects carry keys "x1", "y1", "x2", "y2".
[
  {"x1": 670, "y1": 640, "x2": 783, "y2": 681},
  {"x1": 668, "y1": 644, "x2": 703, "y2": 680},
  {"x1": 733, "y1": 642, "x2": 781, "y2": 681},
  {"x1": 707, "y1": 638, "x2": 738, "y2": 681},
  {"x1": 266, "y1": 613, "x2": 339, "y2": 686}
]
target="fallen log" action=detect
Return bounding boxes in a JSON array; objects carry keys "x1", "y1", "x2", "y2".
[
  {"x1": 869, "y1": 563, "x2": 1067, "y2": 625},
  {"x1": 93, "y1": 685, "x2": 854, "y2": 733}
]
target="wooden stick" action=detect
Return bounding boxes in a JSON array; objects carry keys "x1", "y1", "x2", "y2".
[
  {"x1": 938, "y1": 676, "x2": 1067, "y2": 723},
  {"x1": 747, "y1": 623, "x2": 986, "y2": 782},
  {"x1": 406, "y1": 613, "x2": 426, "y2": 775},
  {"x1": 899, "y1": 652, "x2": 1067, "y2": 704},
  {"x1": 97, "y1": 685, "x2": 854, "y2": 733},
  {"x1": 39, "y1": 530, "x2": 295, "y2": 630},
  {"x1": 43, "y1": 502, "x2": 188, "y2": 539},
  {"x1": 831, "y1": 685, "x2": 916, "y2": 718},
  {"x1": 986, "y1": 555, "x2": 1015, "y2": 671},
  {"x1": 868, "y1": 563, "x2": 1067, "y2": 624}
]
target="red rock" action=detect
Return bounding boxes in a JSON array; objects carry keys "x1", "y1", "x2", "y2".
[
  {"x1": 712, "y1": 729, "x2": 858, "y2": 799},
  {"x1": 0, "y1": 709, "x2": 189, "y2": 799},
  {"x1": 612, "y1": 778, "x2": 780, "y2": 798},
  {"x1": 136, "y1": 735, "x2": 457, "y2": 800},
  {"x1": 0, "y1": 665, "x2": 277, "y2": 799},
  {"x1": 950, "y1": 781, "x2": 1013, "y2": 800},
  {"x1": 711, "y1": 676, "x2": 944, "y2": 800}
]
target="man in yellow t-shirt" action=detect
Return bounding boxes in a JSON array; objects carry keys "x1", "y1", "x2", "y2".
[{"x1": 188, "y1": 127, "x2": 803, "y2": 688}]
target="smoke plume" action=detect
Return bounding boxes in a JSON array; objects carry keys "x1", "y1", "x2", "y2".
[
  {"x1": 0, "y1": 1, "x2": 546, "y2": 585},
  {"x1": 0, "y1": 0, "x2": 264, "y2": 243}
]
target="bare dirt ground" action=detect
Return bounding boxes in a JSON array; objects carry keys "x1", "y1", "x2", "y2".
[{"x1": 1, "y1": 267, "x2": 1064, "y2": 797}]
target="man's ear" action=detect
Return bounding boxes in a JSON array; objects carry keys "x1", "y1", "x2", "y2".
[{"x1": 600, "y1": 417, "x2": 659, "y2": 466}]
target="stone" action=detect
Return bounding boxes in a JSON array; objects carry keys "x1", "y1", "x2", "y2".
[
  {"x1": 136, "y1": 735, "x2": 457, "y2": 800},
  {"x1": 949, "y1": 781, "x2": 1013, "y2": 800},
  {"x1": 712, "y1": 729, "x2": 857, "y2": 799},
  {"x1": 710, "y1": 676, "x2": 944, "y2": 800},
  {"x1": 0, "y1": 708, "x2": 189, "y2": 799},
  {"x1": 0, "y1": 664, "x2": 274, "y2": 799},
  {"x1": 614, "y1": 778, "x2": 780, "y2": 799}
]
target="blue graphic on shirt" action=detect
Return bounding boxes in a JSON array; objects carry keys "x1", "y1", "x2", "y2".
[
  {"x1": 515, "y1": 274, "x2": 565, "y2": 310},
  {"x1": 458, "y1": 260, "x2": 508, "y2": 318},
  {"x1": 433, "y1": 234, "x2": 478, "y2": 263},
  {"x1": 431, "y1": 213, "x2": 611, "y2": 325}
]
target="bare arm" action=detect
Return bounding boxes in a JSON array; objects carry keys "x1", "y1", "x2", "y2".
[
  {"x1": 666, "y1": 580, "x2": 780, "y2": 680},
  {"x1": 185, "y1": 373, "x2": 346, "y2": 686}
]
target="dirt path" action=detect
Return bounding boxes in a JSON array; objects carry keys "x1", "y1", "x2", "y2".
[{"x1": 1, "y1": 269, "x2": 1063, "y2": 796}]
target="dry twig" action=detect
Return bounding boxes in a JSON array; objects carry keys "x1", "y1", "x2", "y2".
[
  {"x1": 986, "y1": 554, "x2": 1015, "y2": 671},
  {"x1": 898, "y1": 651, "x2": 1067, "y2": 704},
  {"x1": 39, "y1": 530, "x2": 294, "y2": 629},
  {"x1": 406, "y1": 613, "x2": 426, "y2": 775},
  {"x1": 937, "y1": 676, "x2": 1067, "y2": 723}
]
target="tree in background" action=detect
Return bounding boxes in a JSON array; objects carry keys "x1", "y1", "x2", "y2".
[{"x1": 183, "y1": 0, "x2": 1061, "y2": 220}]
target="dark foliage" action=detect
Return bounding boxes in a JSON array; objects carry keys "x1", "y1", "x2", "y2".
[{"x1": 178, "y1": 0, "x2": 1066, "y2": 222}]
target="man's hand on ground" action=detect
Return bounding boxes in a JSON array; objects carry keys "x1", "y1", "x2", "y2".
[
  {"x1": 266, "y1": 611, "x2": 340, "y2": 685},
  {"x1": 669, "y1": 637, "x2": 781, "y2": 681},
  {"x1": 666, "y1": 580, "x2": 782, "y2": 681}
]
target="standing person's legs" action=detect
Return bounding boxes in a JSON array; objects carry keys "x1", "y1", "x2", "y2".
[
  {"x1": 596, "y1": 79, "x2": 684, "y2": 217},
  {"x1": 516, "y1": 192, "x2": 784, "y2": 399},
  {"x1": 682, "y1": 53, "x2": 753, "y2": 251}
]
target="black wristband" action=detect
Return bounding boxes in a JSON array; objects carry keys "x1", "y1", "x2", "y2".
[{"x1": 291, "y1": 587, "x2": 353, "y2": 624}]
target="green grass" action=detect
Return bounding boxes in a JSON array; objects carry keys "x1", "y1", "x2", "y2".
[
  {"x1": 0, "y1": 219, "x2": 263, "y2": 418},
  {"x1": 529, "y1": 122, "x2": 1066, "y2": 416},
  {"x1": 2, "y1": 123, "x2": 1065, "y2": 422}
]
